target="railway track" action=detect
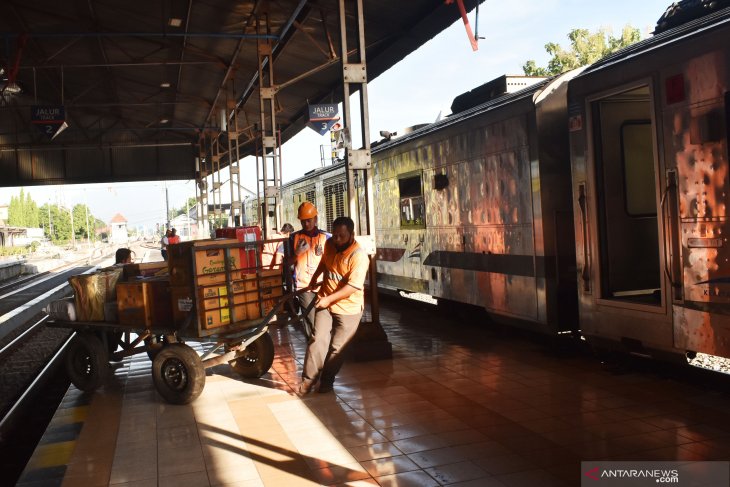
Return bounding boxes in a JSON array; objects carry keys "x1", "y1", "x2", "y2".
[{"x1": 0, "y1": 243, "x2": 149, "y2": 484}]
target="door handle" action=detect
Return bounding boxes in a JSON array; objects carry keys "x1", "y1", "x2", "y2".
[
  {"x1": 577, "y1": 184, "x2": 590, "y2": 292},
  {"x1": 661, "y1": 169, "x2": 682, "y2": 299}
]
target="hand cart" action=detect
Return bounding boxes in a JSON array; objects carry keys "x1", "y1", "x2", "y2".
[{"x1": 48, "y1": 237, "x2": 309, "y2": 405}]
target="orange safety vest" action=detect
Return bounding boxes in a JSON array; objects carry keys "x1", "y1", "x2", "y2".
[
  {"x1": 291, "y1": 229, "x2": 329, "y2": 290},
  {"x1": 168, "y1": 235, "x2": 181, "y2": 245}
]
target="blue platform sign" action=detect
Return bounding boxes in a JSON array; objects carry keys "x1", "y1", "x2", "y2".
[
  {"x1": 307, "y1": 104, "x2": 339, "y2": 135},
  {"x1": 31, "y1": 105, "x2": 68, "y2": 139}
]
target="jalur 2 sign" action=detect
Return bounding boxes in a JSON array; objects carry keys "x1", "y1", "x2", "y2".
[
  {"x1": 31, "y1": 105, "x2": 69, "y2": 140},
  {"x1": 307, "y1": 104, "x2": 339, "y2": 135}
]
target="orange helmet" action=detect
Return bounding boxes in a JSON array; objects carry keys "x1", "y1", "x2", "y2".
[{"x1": 297, "y1": 201, "x2": 317, "y2": 219}]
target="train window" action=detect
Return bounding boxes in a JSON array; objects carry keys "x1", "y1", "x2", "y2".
[
  {"x1": 305, "y1": 189, "x2": 316, "y2": 208},
  {"x1": 324, "y1": 181, "x2": 346, "y2": 232},
  {"x1": 398, "y1": 173, "x2": 425, "y2": 228},
  {"x1": 620, "y1": 121, "x2": 656, "y2": 216}
]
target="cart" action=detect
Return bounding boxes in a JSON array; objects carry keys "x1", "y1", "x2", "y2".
[{"x1": 48, "y1": 237, "x2": 308, "y2": 405}]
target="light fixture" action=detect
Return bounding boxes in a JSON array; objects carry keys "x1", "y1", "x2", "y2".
[
  {"x1": 160, "y1": 82, "x2": 171, "y2": 88},
  {"x1": 160, "y1": 118, "x2": 169, "y2": 124},
  {"x1": 0, "y1": 67, "x2": 22, "y2": 95},
  {"x1": 168, "y1": 18, "x2": 182, "y2": 27}
]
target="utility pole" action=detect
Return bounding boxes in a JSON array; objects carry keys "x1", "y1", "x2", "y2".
[
  {"x1": 165, "y1": 183, "x2": 170, "y2": 230},
  {"x1": 47, "y1": 200, "x2": 52, "y2": 239},
  {"x1": 186, "y1": 197, "x2": 191, "y2": 240},
  {"x1": 84, "y1": 190, "x2": 91, "y2": 247},
  {"x1": 69, "y1": 206, "x2": 76, "y2": 247}
]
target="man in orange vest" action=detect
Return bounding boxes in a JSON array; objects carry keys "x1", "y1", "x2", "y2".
[
  {"x1": 289, "y1": 202, "x2": 330, "y2": 336},
  {"x1": 299, "y1": 216, "x2": 368, "y2": 394},
  {"x1": 168, "y1": 228, "x2": 181, "y2": 245}
]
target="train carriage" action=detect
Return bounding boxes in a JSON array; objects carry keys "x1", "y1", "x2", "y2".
[
  {"x1": 282, "y1": 72, "x2": 583, "y2": 335},
  {"x1": 569, "y1": 7, "x2": 730, "y2": 360}
]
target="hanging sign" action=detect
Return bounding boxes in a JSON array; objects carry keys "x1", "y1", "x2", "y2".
[
  {"x1": 307, "y1": 104, "x2": 339, "y2": 135},
  {"x1": 31, "y1": 105, "x2": 69, "y2": 139}
]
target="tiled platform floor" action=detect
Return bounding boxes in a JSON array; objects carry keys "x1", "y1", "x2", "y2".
[{"x1": 20, "y1": 296, "x2": 730, "y2": 486}]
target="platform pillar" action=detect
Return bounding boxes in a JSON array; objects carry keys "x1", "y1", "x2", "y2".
[{"x1": 339, "y1": 0, "x2": 391, "y2": 360}]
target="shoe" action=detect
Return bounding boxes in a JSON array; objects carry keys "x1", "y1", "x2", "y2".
[
  {"x1": 297, "y1": 379, "x2": 315, "y2": 396},
  {"x1": 317, "y1": 382, "x2": 334, "y2": 393}
]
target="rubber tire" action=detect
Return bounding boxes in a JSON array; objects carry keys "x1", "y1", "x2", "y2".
[
  {"x1": 151, "y1": 343, "x2": 205, "y2": 404},
  {"x1": 65, "y1": 332, "x2": 109, "y2": 392},
  {"x1": 229, "y1": 333, "x2": 275, "y2": 378}
]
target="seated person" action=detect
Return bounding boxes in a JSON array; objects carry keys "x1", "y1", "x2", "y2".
[{"x1": 115, "y1": 248, "x2": 134, "y2": 265}]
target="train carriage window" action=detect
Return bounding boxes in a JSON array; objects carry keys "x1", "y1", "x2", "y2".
[
  {"x1": 305, "y1": 189, "x2": 316, "y2": 208},
  {"x1": 324, "y1": 181, "x2": 346, "y2": 232},
  {"x1": 398, "y1": 173, "x2": 425, "y2": 228},
  {"x1": 621, "y1": 121, "x2": 656, "y2": 216}
]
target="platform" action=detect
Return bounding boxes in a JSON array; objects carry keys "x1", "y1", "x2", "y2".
[{"x1": 17, "y1": 297, "x2": 730, "y2": 487}]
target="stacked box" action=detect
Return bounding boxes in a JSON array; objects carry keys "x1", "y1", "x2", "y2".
[
  {"x1": 168, "y1": 238, "x2": 242, "y2": 286},
  {"x1": 117, "y1": 279, "x2": 172, "y2": 327}
]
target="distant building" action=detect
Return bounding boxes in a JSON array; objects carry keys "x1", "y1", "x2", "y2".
[
  {"x1": 109, "y1": 213, "x2": 129, "y2": 244},
  {"x1": 170, "y1": 212, "x2": 199, "y2": 241},
  {"x1": 0, "y1": 205, "x2": 8, "y2": 225}
]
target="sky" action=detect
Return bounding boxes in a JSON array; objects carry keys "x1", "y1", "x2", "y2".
[{"x1": 0, "y1": 0, "x2": 672, "y2": 231}]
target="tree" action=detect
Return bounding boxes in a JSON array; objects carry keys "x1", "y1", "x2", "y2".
[
  {"x1": 523, "y1": 26, "x2": 642, "y2": 76},
  {"x1": 173, "y1": 197, "x2": 198, "y2": 217},
  {"x1": 39, "y1": 204, "x2": 72, "y2": 242},
  {"x1": 8, "y1": 189, "x2": 40, "y2": 228}
]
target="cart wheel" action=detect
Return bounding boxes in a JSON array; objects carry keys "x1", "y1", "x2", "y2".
[
  {"x1": 152, "y1": 343, "x2": 205, "y2": 404},
  {"x1": 65, "y1": 332, "x2": 109, "y2": 392},
  {"x1": 145, "y1": 335, "x2": 166, "y2": 361},
  {"x1": 229, "y1": 333, "x2": 275, "y2": 378}
]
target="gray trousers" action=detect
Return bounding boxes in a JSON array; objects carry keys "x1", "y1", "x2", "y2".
[
  {"x1": 298, "y1": 291, "x2": 317, "y2": 338},
  {"x1": 302, "y1": 309, "x2": 362, "y2": 385}
]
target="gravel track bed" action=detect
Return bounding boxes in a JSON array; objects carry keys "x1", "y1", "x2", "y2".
[{"x1": 0, "y1": 323, "x2": 72, "y2": 418}]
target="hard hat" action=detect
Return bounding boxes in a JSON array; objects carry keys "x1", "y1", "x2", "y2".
[{"x1": 298, "y1": 201, "x2": 317, "y2": 219}]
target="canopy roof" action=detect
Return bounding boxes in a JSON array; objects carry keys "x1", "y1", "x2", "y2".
[{"x1": 0, "y1": 0, "x2": 481, "y2": 186}]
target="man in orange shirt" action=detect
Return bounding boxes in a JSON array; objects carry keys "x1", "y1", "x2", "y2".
[
  {"x1": 289, "y1": 202, "x2": 330, "y2": 336},
  {"x1": 299, "y1": 216, "x2": 369, "y2": 394}
]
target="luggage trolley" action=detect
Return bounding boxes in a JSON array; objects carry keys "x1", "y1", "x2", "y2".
[{"x1": 49, "y1": 237, "x2": 308, "y2": 404}]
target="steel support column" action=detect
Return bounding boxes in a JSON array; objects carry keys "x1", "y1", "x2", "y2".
[
  {"x1": 197, "y1": 136, "x2": 210, "y2": 237},
  {"x1": 338, "y1": 0, "x2": 391, "y2": 360},
  {"x1": 256, "y1": 16, "x2": 282, "y2": 238}
]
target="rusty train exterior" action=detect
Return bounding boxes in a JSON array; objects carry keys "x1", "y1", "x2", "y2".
[{"x1": 279, "y1": 8, "x2": 730, "y2": 363}]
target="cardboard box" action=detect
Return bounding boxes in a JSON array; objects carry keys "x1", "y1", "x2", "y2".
[
  {"x1": 168, "y1": 239, "x2": 242, "y2": 286},
  {"x1": 117, "y1": 279, "x2": 172, "y2": 327},
  {"x1": 194, "y1": 284, "x2": 249, "y2": 329},
  {"x1": 170, "y1": 285, "x2": 195, "y2": 328}
]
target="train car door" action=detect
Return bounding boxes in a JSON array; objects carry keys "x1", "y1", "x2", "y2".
[{"x1": 578, "y1": 81, "x2": 676, "y2": 355}]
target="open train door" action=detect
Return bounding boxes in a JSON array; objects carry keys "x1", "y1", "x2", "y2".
[
  {"x1": 569, "y1": 77, "x2": 680, "y2": 360},
  {"x1": 571, "y1": 12, "x2": 730, "y2": 363}
]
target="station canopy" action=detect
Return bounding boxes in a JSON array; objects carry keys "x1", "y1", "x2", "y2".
[{"x1": 0, "y1": 0, "x2": 481, "y2": 187}]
